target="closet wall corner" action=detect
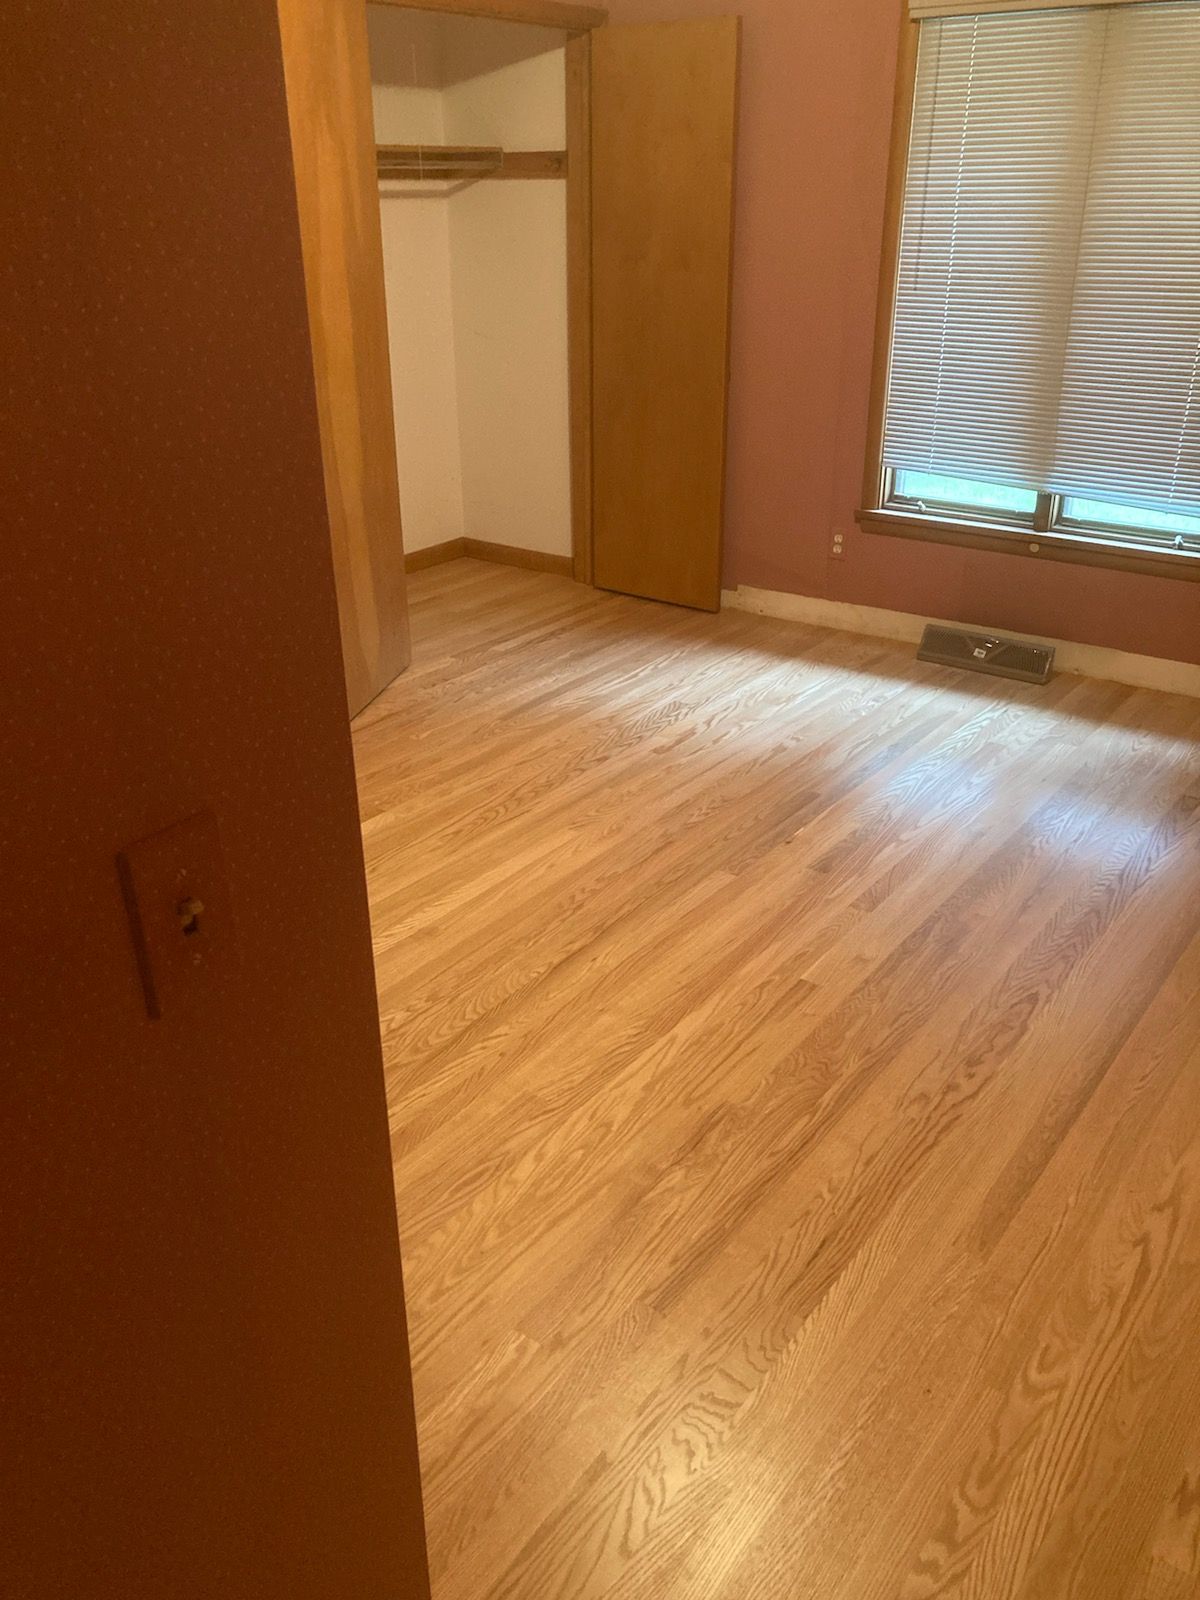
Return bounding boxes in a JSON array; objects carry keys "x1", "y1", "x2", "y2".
[{"x1": 368, "y1": 5, "x2": 576, "y2": 579}]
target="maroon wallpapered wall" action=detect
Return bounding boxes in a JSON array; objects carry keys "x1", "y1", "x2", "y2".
[
  {"x1": 608, "y1": 0, "x2": 1200, "y2": 665},
  {"x1": 1, "y1": 2, "x2": 429, "y2": 1594}
]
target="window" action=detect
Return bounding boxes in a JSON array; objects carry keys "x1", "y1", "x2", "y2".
[{"x1": 860, "y1": 0, "x2": 1200, "y2": 579}]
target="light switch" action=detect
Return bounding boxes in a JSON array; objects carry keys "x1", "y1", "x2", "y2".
[{"x1": 117, "y1": 811, "x2": 234, "y2": 1019}]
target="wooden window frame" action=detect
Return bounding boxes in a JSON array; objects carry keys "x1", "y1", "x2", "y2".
[{"x1": 857, "y1": 3, "x2": 1200, "y2": 586}]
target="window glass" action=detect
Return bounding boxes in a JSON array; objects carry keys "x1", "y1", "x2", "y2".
[
  {"x1": 1063, "y1": 498, "x2": 1200, "y2": 543},
  {"x1": 894, "y1": 471, "x2": 1039, "y2": 519}
]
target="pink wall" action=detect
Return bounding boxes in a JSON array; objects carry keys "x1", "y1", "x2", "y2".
[{"x1": 605, "y1": 0, "x2": 1200, "y2": 666}]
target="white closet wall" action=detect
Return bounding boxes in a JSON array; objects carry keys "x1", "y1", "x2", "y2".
[
  {"x1": 368, "y1": 9, "x2": 571, "y2": 560},
  {"x1": 371, "y1": 14, "x2": 465, "y2": 555},
  {"x1": 443, "y1": 45, "x2": 570, "y2": 560}
]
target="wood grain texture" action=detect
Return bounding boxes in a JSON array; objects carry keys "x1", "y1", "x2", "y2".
[
  {"x1": 861, "y1": 0, "x2": 918, "y2": 514},
  {"x1": 566, "y1": 30, "x2": 594, "y2": 587},
  {"x1": 376, "y1": 146, "x2": 567, "y2": 181},
  {"x1": 463, "y1": 538, "x2": 574, "y2": 575},
  {"x1": 590, "y1": 19, "x2": 740, "y2": 613},
  {"x1": 277, "y1": 0, "x2": 411, "y2": 716},
  {"x1": 356, "y1": 560, "x2": 1200, "y2": 1600},
  {"x1": 406, "y1": 539, "x2": 573, "y2": 575},
  {"x1": 491, "y1": 150, "x2": 569, "y2": 179},
  {"x1": 377, "y1": 143, "x2": 504, "y2": 181},
  {"x1": 368, "y1": 0, "x2": 608, "y2": 33},
  {"x1": 406, "y1": 539, "x2": 468, "y2": 572}
]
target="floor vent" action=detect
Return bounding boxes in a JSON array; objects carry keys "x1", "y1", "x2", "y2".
[{"x1": 918, "y1": 625, "x2": 1055, "y2": 686}]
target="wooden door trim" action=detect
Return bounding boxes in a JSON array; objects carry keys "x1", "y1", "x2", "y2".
[
  {"x1": 280, "y1": 0, "x2": 413, "y2": 717},
  {"x1": 565, "y1": 31, "x2": 594, "y2": 585},
  {"x1": 368, "y1": 0, "x2": 608, "y2": 34}
]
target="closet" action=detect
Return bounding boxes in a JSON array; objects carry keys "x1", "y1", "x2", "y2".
[
  {"x1": 368, "y1": 8, "x2": 575, "y2": 578},
  {"x1": 277, "y1": 0, "x2": 741, "y2": 717}
]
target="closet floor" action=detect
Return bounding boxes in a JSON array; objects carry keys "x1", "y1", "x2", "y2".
[{"x1": 353, "y1": 558, "x2": 1200, "y2": 1600}]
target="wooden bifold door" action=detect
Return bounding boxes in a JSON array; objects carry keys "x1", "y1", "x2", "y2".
[
  {"x1": 277, "y1": 0, "x2": 413, "y2": 718},
  {"x1": 590, "y1": 17, "x2": 741, "y2": 613},
  {"x1": 280, "y1": 0, "x2": 741, "y2": 710}
]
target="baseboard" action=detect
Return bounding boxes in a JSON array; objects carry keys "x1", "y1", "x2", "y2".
[
  {"x1": 405, "y1": 537, "x2": 573, "y2": 578},
  {"x1": 405, "y1": 538, "x2": 466, "y2": 573},
  {"x1": 723, "y1": 585, "x2": 1200, "y2": 700},
  {"x1": 463, "y1": 539, "x2": 574, "y2": 577}
]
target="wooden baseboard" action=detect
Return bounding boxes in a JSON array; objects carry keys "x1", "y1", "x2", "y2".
[
  {"x1": 463, "y1": 538, "x2": 574, "y2": 577},
  {"x1": 723, "y1": 585, "x2": 1200, "y2": 700},
  {"x1": 405, "y1": 538, "x2": 466, "y2": 573},
  {"x1": 406, "y1": 537, "x2": 575, "y2": 578}
]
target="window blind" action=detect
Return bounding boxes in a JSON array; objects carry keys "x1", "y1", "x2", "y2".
[
  {"x1": 882, "y1": 1, "x2": 1200, "y2": 522},
  {"x1": 1051, "y1": 5, "x2": 1200, "y2": 514}
]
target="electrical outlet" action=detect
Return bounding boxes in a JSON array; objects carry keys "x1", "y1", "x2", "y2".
[
  {"x1": 117, "y1": 811, "x2": 234, "y2": 1019},
  {"x1": 831, "y1": 532, "x2": 847, "y2": 560}
]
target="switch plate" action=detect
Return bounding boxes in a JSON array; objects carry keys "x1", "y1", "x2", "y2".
[{"x1": 117, "y1": 811, "x2": 234, "y2": 1019}]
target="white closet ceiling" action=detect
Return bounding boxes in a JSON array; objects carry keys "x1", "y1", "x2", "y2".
[{"x1": 366, "y1": 8, "x2": 566, "y2": 91}]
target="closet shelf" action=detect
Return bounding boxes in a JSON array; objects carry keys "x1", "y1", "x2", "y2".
[{"x1": 376, "y1": 145, "x2": 567, "y2": 183}]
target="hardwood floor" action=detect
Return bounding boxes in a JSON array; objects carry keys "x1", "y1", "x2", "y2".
[{"x1": 353, "y1": 559, "x2": 1200, "y2": 1600}]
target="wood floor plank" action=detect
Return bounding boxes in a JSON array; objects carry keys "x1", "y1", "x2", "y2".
[{"x1": 353, "y1": 561, "x2": 1200, "y2": 1600}]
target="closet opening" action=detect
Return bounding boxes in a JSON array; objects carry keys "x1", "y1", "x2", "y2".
[
  {"x1": 279, "y1": 0, "x2": 738, "y2": 712},
  {"x1": 367, "y1": 6, "x2": 583, "y2": 585}
]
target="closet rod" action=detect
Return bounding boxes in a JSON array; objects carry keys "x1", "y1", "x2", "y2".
[{"x1": 376, "y1": 144, "x2": 567, "y2": 182}]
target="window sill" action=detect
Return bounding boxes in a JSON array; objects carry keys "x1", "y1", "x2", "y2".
[{"x1": 855, "y1": 508, "x2": 1200, "y2": 584}]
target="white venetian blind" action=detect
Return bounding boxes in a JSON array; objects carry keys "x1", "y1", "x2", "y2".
[
  {"x1": 1050, "y1": 4, "x2": 1200, "y2": 515},
  {"x1": 882, "y1": 1, "x2": 1200, "y2": 521}
]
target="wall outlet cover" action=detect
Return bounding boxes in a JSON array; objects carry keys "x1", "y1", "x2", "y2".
[{"x1": 117, "y1": 810, "x2": 236, "y2": 1020}]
